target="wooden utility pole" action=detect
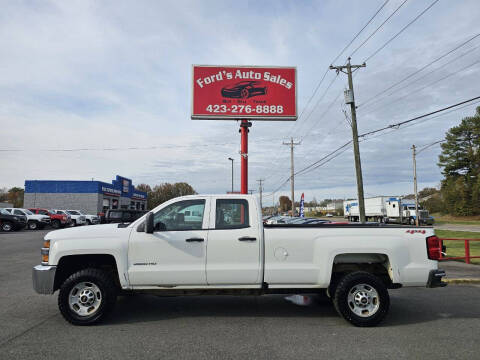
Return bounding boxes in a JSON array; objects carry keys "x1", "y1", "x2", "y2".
[
  {"x1": 330, "y1": 58, "x2": 366, "y2": 223},
  {"x1": 412, "y1": 144, "x2": 419, "y2": 227},
  {"x1": 257, "y1": 179, "x2": 264, "y2": 214},
  {"x1": 283, "y1": 138, "x2": 301, "y2": 216}
]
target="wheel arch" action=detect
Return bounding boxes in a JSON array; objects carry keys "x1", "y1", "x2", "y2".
[
  {"x1": 54, "y1": 254, "x2": 121, "y2": 292},
  {"x1": 329, "y1": 253, "x2": 395, "y2": 290}
]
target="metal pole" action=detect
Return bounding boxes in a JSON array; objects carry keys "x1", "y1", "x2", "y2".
[
  {"x1": 330, "y1": 58, "x2": 366, "y2": 223},
  {"x1": 412, "y1": 145, "x2": 419, "y2": 227},
  {"x1": 283, "y1": 138, "x2": 300, "y2": 216},
  {"x1": 228, "y1": 157, "x2": 234, "y2": 193},
  {"x1": 240, "y1": 120, "x2": 251, "y2": 195},
  {"x1": 290, "y1": 138, "x2": 295, "y2": 216},
  {"x1": 257, "y1": 179, "x2": 264, "y2": 214}
]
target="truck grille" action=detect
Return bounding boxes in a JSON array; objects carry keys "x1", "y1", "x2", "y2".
[{"x1": 419, "y1": 210, "x2": 429, "y2": 219}]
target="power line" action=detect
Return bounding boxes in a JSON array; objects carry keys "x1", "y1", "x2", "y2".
[
  {"x1": 361, "y1": 58, "x2": 480, "y2": 116},
  {"x1": 358, "y1": 32, "x2": 480, "y2": 109},
  {"x1": 417, "y1": 140, "x2": 445, "y2": 154},
  {"x1": 364, "y1": 0, "x2": 440, "y2": 63},
  {"x1": 359, "y1": 95, "x2": 480, "y2": 138},
  {"x1": 358, "y1": 99, "x2": 480, "y2": 141},
  {"x1": 349, "y1": 0, "x2": 409, "y2": 58},
  {"x1": 279, "y1": 96, "x2": 480, "y2": 182},
  {"x1": 287, "y1": 0, "x2": 392, "y2": 138}
]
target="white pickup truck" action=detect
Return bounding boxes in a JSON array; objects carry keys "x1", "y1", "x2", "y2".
[{"x1": 32, "y1": 194, "x2": 446, "y2": 327}]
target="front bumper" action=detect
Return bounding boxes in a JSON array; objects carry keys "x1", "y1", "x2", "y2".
[
  {"x1": 32, "y1": 265, "x2": 56, "y2": 294},
  {"x1": 427, "y1": 269, "x2": 447, "y2": 288}
]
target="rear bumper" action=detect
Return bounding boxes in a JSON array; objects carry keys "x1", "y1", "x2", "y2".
[
  {"x1": 32, "y1": 265, "x2": 56, "y2": 294},
  {"x1": 427, "y1": 269, "x2": 447, "y2": 288}
]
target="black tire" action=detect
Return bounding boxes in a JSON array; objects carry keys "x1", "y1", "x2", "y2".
[
  {"x1": 410, "y1": 218, "x2": 415, "y2": 225},
  {"x1": 1, "y1": 221, "x2": 13, "y2": 232},
  {"x1": 72, "y1": 220, "x2": 77, "y2": 227},
  {"x1": 86, "y1": 219, "x2": 92, "y2": 225},
  {"x1": 51, "y1": 219, "x2": 60, "y2": 229},
  {"x1": 58, "y1": 268, "x2": 117, "y2": 325},
  {"x1": 333, "y1": 271, "x2": 389, "y2": 327},
  {"x1": 27, "y1": 221, "x2": 38, "y2": 230}
]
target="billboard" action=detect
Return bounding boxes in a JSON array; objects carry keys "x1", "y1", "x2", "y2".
[{"x1": 191, "y1": 65, "x2": 297, "y2": 120}]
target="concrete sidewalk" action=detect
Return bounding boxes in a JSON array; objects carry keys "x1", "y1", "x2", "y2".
[{"x1": 441, "y1": 261, "x2": 480, "y2": 284}]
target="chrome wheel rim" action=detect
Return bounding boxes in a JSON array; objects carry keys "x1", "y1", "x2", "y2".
[
  {"x1": 68, "y1": 282, "x2": 102, "y2": 317},
  {"x1": 347, "y1": 283, "x2": 380, "y2": 317},
  {"x1": 3, "y1": 223, "x2": 12, "y2": 231}
]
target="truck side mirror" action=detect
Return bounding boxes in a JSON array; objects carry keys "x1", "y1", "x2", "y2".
[{"x1": 145, "y1": 212, "x2": 154, "y2": 234}]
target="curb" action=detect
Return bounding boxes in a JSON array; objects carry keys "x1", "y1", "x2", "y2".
[{"x1": 444, "y1": 278, "x2": 480, "y2": 284}]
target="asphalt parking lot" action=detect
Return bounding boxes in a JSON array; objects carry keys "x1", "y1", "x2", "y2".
[{"x1": 1, "y1": 229, "x2": 479, "y2": 359}]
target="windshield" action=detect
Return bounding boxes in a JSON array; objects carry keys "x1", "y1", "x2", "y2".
[
  {"x1": 23, "y1": 209, "x2": 33, "y2": 215},
  {"x1": 0, "y1": 209, "x2": 9, "y2": 215},
  {"x1": 67, "y1": 210, "x2": 80, "y2": 215}
]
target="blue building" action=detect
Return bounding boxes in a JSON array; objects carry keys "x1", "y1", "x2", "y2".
[{"x1": 24, "y1": 175, "x2": 147, "y2": 214}]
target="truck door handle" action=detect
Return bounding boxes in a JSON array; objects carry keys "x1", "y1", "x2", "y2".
[
  {"x1": 238, "y1": 236, "x2": 256, "y2": 242},
  {"x1": 185, "y1": 238, "x2": 204, "y2": 242}
]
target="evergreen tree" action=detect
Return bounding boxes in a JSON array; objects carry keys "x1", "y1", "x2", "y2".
[{"x1": 438, "y1": 106, "x2": 480, "y2": 215}]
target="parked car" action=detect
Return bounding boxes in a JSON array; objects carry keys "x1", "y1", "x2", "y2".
[
  {"x1": 3, "y1": 208, "x2": 50, "y2": 230},
  {"x1": 33, "y1": 194, "x2": 446, "y2": 326},
  {"x1": 0, "y1": 208, "x2": 27, "y2": 231},
  {"x1": 76, "y1": 211, "x2": 100, "y2": 225},
  {"x1": 63, "y1": 210, "x2": 86, "y2": 226},
  {"x1": 29, "y1": 208, "x2": 71, "y2": 229},
  {"x1": 104, "y1": 209, "x2": 147, "y2": 223}
]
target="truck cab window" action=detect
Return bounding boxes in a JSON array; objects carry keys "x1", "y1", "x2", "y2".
[
  {"x1": 215, "y1": 199, "x2": 249, "y2": 229},
  {"x1": 153, "y1": 200, "x2": 205, "y2": 231}
]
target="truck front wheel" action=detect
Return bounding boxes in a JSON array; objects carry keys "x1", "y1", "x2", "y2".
[
  {"x1": 58, "y1": 268, "x2": 117, "y2": 325},
  {"x1": 333, "y1": 271, "x2": 389, "y2": 327}
]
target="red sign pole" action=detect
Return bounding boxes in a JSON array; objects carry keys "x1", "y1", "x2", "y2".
[{"x1": 240, "y1": 120, "x2": 251, "y2": 194}]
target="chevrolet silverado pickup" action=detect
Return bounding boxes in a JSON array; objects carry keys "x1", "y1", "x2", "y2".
[{"x1": 32, "y1": 194, "x2": 446, "y2": 327}]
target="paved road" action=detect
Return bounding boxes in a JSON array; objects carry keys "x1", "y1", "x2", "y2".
[
  {"x1": 1, "y1": 229, "x2": 480, "y2": 359},
  {"x1": 434, "y1": 224, "x2": 480, "y2": 233}
]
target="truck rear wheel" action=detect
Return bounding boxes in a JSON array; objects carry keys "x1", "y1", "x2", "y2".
[
  {"x1": 51, "y1": 219, "x2": 60, "y2": 229},
  {"x1": 333, "y1": 271, "x2": 389, "y2": 327},
  {"x1": 58, "y1": 268, "x2": 117, "y2": 325}
]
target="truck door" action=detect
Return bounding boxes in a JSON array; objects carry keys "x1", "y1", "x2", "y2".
[
  {"x1": 128, "y1": 198, "x2": 210, "y2": 286},
  {"x1": 206, "y1": 198, "x2": 262, "y2": 285}
]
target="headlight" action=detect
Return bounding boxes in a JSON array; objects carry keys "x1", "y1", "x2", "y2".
[{"x1": 41, "y1": 240, "x2": 50, "y2": 265}]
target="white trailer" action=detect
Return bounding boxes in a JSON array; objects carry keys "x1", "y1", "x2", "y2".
[
  {"x1": 344, "y1": 196, "x2": 434, "y2": 224},
  {"x1": 344, "y1": 197, "x2": 387, "y2": 222}
]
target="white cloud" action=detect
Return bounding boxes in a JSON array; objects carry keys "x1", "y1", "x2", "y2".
[{"x1": 0, "y1": 0, "x2": 479, "y2": 202}]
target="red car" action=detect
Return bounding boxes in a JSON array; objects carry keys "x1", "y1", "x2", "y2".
[{"x1": 29, "y1": 208, "x2": 71, "y2": 229}]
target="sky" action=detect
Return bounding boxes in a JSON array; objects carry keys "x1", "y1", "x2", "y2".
[{"x1": 1, "y1": 0, "x2": 479, "y2": 204}]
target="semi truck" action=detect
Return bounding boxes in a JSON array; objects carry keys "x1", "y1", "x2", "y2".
[
  {"x1": 33, "y1": 194, "x2": 445, "y2": 327},
  {"x1": 344, "y1": 197, "x2": 434, "y2": 225}
]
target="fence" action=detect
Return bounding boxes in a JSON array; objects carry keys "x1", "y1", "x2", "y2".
[{"x1": 439, "y1": 238, "x2": 480, "y2": 264}]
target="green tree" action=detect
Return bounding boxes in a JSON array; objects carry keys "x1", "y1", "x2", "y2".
[
  {"x1": 279, "y1": 196, "x2": 291, "y2": 212},
  {"x1": 137, "y1": 182, "x2": 197, "y2": 210},
  {"x1": 7, "y1": 187, "x2": 24, "y2": 207},
  {"x1": 0, "y1": 187, "x2": 8, "y2": 202},
  {"x1": 438, "y1": 106, "x2": 480, "y2": 215}
]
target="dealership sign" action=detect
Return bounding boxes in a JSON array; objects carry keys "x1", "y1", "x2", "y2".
[{"x1": 191, "y1": 65, "x2": 297, "y2": 120}]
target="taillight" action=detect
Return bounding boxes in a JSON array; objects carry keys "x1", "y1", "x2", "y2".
[{"x1": 426, "y1": 235, "x2": 441, "y2": 260}]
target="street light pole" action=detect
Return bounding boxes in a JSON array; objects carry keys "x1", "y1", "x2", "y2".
[{"x1": 228, "y1": 157, "x2": 234, "y2": 193}]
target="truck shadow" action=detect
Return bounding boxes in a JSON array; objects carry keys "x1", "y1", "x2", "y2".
[
  {"x1": 108, "y1": 294, "x2": 338, "y2": 325},
  {"x1": 106, "y1": 287, "x2": 480, "y2": 327}
]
